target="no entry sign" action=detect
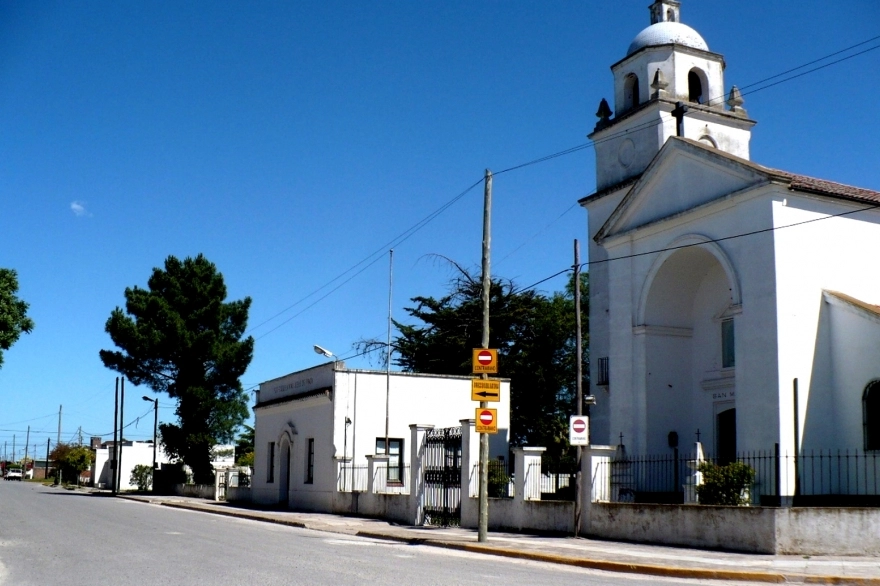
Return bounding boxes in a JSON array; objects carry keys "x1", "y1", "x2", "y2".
[
  {"x1": 476, "y1": 408, "x2": 498, "y2": 434},
  {"x1": 569, "y1": 415, "x2": 589, "y2": 446},
  {"x1": 472, "y1": 348, "x2": 498, "y2": 374}
]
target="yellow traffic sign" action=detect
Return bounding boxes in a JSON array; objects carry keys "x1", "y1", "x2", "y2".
[
  {"x1": 471, "y1": 379, "x2": 501, "y2": 402},
  {"x1": 472, "y1": 348, "x2": 498, "y2": 374},
  {"x1": 475, "y1": 408, "x2": 498, "y2": 434}
]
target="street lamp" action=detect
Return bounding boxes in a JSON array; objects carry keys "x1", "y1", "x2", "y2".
[
  {"x1": 142, "y1": 396, "x2": 158, "y2": 472},
  {"x1": 313, "y1": 345, "x2": 336, "y2": 359}
]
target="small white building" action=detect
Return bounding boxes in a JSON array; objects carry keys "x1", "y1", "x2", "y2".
[
  {"x1": 92, "y1": 440, "x2": 172, "y2": 491},
  {"x1": 582, "y1": 0, "x2": 880, "y2": 496},
  {"x1": 251, "y1": 362, "x2": 511, "y2": 510}
]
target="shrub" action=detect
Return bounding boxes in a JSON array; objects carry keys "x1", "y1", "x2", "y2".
[
  {"x1": 130, "y1": 464, "x2": 153, "y2": 492},
  {"x1": 696, "y1": 461, "x2": 755, "y2": 506},
  {"x1": 488, "y1": 463, "x2": 510, "y2": 498}
]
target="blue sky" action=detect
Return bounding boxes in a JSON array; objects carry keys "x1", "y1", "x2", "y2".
[{"x1": 0, "y1": 1, "x2": 877, "y2": 457}]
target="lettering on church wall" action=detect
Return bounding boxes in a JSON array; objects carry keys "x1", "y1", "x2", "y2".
[{"x1": 712, "y1": 391, "x2": 735, "y2": 400}]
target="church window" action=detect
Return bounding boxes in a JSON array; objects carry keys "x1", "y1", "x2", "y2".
[
  {"x1": 864, "y1": 382, "x2": 880, "y2": 451},
  {"x1": 721, "y1": 319, "x2": 735, "y2": 368},
  {"x1": 624, "y1": 74, "x2": 640, "y2": 110},
  {"x1": 667, "y1": 8, "x2": 675, "y2": 22},
  {"x1": 688, "y1": 70, "x2": 704, "y2": 104}
]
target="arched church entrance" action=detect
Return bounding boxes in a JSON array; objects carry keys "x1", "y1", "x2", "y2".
[{"x1": 641, "y1": 243, "x2": 738, "y2": 459}]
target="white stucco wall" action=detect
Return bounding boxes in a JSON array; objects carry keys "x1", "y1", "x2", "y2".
[
  {"x1": 93, "y1": 441, "x2": 171, "y2": 490},
  {"x1": 598, "y1": 177, "x2": 783, "y2": 456},
  {"x1": 771, "y1": 196, "x2": 880, "y2": 456},
  {"x1": 252, "y1": 363, "x2": 510, "y2": 509}
]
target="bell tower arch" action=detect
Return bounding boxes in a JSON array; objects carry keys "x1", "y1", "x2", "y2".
[{"x1": 590, "y1": 0, "x2": 756, "y2": 191}]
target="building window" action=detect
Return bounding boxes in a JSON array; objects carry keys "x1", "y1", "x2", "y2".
[
  {"x1": 688, "y1": 70, "x2": 704, "y2": 104},
  {"x1": 267, "y1": 442, "x2": 275, "y2": 483},
  {"x1": 597, "y1": 357, "x2": 610, "y2": 386},
  {"x1": 376, "y1": 438, "x2": 404, "y2": 483},
  {"x1": 305, "y1": 438, "x2": 314, "y2": 484},
  {"x1": 624, "y1": 74, "x2": 640, "y2": 110},
  {"x1": 865, "y1": 382, "x2": 880, "y2": 451},
  {"x1": 721, "y1": 319, "x2": 735, "y2": 368}
]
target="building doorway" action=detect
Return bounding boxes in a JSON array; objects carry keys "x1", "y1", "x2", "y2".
[
  {"x1": 279, "y1": 440, "x2": 291, "y2": 507},
  {"x1": 716, "y1": 407, "x2": 736, "y2": 464}
]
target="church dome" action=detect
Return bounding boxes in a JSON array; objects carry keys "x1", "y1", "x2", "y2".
[{"x1": 627, "y1": 21, "x2": 709, "y2": 56}]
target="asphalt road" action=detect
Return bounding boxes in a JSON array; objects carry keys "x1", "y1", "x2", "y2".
[{"x1": 0, "y1": 482, "x2": 753, "y2": 586}]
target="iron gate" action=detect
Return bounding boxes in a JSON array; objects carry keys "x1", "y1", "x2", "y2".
[{"x1": 423, "y1": 426, "x2": 462, "y2": 526}]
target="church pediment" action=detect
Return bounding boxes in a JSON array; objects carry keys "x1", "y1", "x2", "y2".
[{"x1": 596, "y1": 138, "x2": 775, "y2": 243}]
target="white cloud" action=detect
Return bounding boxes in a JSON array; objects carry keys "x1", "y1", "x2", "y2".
[{"x1": 70, "y1": 201, "x2": 91, "y2": 217}]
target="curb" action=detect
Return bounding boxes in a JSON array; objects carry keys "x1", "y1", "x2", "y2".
[
  {"x1": 355, "y1": 530, "x2": 787, "y2": 583},
  {"x1": 119, "y1": 497, "x2": 880, "y2": 585}
]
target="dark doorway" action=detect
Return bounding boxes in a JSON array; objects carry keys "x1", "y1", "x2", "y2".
[
  {"x1": 279, "y1": 441, "x2": 291, "y2": 507},
  {"x1": 688, "y1": 71, "x2": 703, "y2": 104},
  {"x1": 716, "y1": 408, "x2": 736, "y2": 464}
]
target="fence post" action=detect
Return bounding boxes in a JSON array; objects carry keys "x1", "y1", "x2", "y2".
[
  {"x1": 367, "y1": 454, "x2": 387, "y2": 494},
  {"x1": 459, "y1": 419, "x2": 479, "y2": 528},
  {"x1": 408, "y1": 424, "x2": 434, "y2": 525},
  {"x1": 520, "y1": 447, "x2": 546, "y2": 501}
]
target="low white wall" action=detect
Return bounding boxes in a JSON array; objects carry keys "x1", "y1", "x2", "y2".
[
  {"x1": 588, "y1": 503, "x2": 880, "y2": 555},
  {"x1": 350, "y1": 492, "x2": 413, "y2": 525},
  {"x1": 776, "y1": 507, "x2": 880, "y2": 555},
  {"x1": 226, "y1": 486, "x2": 252, "y2": 503},
  {"x1": 487, "y1": 498, "x2": 574, "y2": 533},
  {"x1": 174, "y1": 484, "x2": 216, "y2": 500}
]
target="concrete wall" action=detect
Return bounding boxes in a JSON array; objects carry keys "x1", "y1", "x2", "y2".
[
  {"x1": 174, "y1": 484, "x2": 215, "y2": 500},
  {"x1": 587, "y1": 502, "x2": 880, "y2": 555},
  {"x1": 487, "y1": 498, "x2": 574, "y2": 534}
]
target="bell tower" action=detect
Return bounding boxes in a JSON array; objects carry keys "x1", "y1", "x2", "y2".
[{"x1": 589, "y1": 1, "x2": 756, "y2": 191}]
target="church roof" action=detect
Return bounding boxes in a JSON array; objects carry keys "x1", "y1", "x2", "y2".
[
  {"x1": 825, "y1": 291, "x2": 880, "y2": 318},
  {"x1": 591, "y1": 138, "x2": 880, "y2": 243},
  {"x1": 627, "y1": 22, "x2": 709, "y2": 56}
]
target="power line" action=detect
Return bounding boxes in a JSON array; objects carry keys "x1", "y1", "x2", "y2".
[{"x1": 237, "y1": 33, "x2": 880, "y2": 340}]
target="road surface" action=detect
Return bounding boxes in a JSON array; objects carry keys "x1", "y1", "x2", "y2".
[{"x1": 0, "y1": 482, "x2": 753, "y2": 585}]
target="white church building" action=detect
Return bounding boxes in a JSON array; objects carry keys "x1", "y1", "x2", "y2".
[{"x1": 582, "y1": 0, "x2": 880, "y2": 484}]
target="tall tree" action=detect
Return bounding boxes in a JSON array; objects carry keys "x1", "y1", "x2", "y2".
[
  {"x1": 100, "y1": 254, "x2": 253, "y2": 484},
  {"x1": 0, "y1": 268, "x2": 35, "y2": 370},
  {"x1": 386, "y1": 266, "x2": 588, "y2": 465}
]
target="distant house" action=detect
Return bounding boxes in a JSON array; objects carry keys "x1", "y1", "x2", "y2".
[
  {"x1": 92, "y1": 440, "x2": 171, "y2": 491},
  {"x1": 251, "y1": 361, "x2": 511, "y2": 510}
]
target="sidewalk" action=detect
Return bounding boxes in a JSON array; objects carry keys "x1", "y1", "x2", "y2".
[{"x1": 117, "y1": 493, "x2": 880, "y2": 584}]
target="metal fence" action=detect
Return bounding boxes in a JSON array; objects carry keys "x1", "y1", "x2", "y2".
[
  {"x1": 528, "y1": 462, "x2": 577, "y2": 501},
  {"x1": 336, "y1": 463, "x2": 368, "y2": 493},
  {"x1": 597, "y1": 446, "x2": 880, "y2": 506},
  {"x1": 469, "y1": 460, "x2": 515, "y2": 498},
  {"x1": 374, "y1": 464, "x2": 410, "y2": 495}
]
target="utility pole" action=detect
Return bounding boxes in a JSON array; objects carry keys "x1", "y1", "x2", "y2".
[
  {"x1": 24, "y1": 426, "x2": 30, "y2": 479},
  {"x1": 477, "y1": 168, "x2": 492, "y2": 543},
  {"x1": 113, "y1": 377, "x2": 119, "y2": 494},
  {"x1": 12, "y1": 435, "x2": 15, "y2": 465},
  {"x1": 45, "y1": 438, "x2": 50, "y2": 481},
  {"x1": 574, "y1": 239, "x2": 584, "y2": 536},
  {"x1": 117, "y1": 377, "x2": 125, "y2": 492},
  {"x1": 384, "y1": 249, "x2": 394, "y2": 472},
  {"x1": 57, "y1": 405, "x2": 62, "y2": 446}
]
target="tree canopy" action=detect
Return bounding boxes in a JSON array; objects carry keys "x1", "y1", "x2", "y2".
[
  {"x1": 0, "y1": 268, "x2": 35, "y2": 370},
  {"x1": 100, "y1": 254, "x2": 253, "y2": 484},
  {"x1": 50, "y1": 443, "x2": 94, "y2": 484},
  {"x1": 388, "y1": 267, "x2": 588, "y2": 465}
]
